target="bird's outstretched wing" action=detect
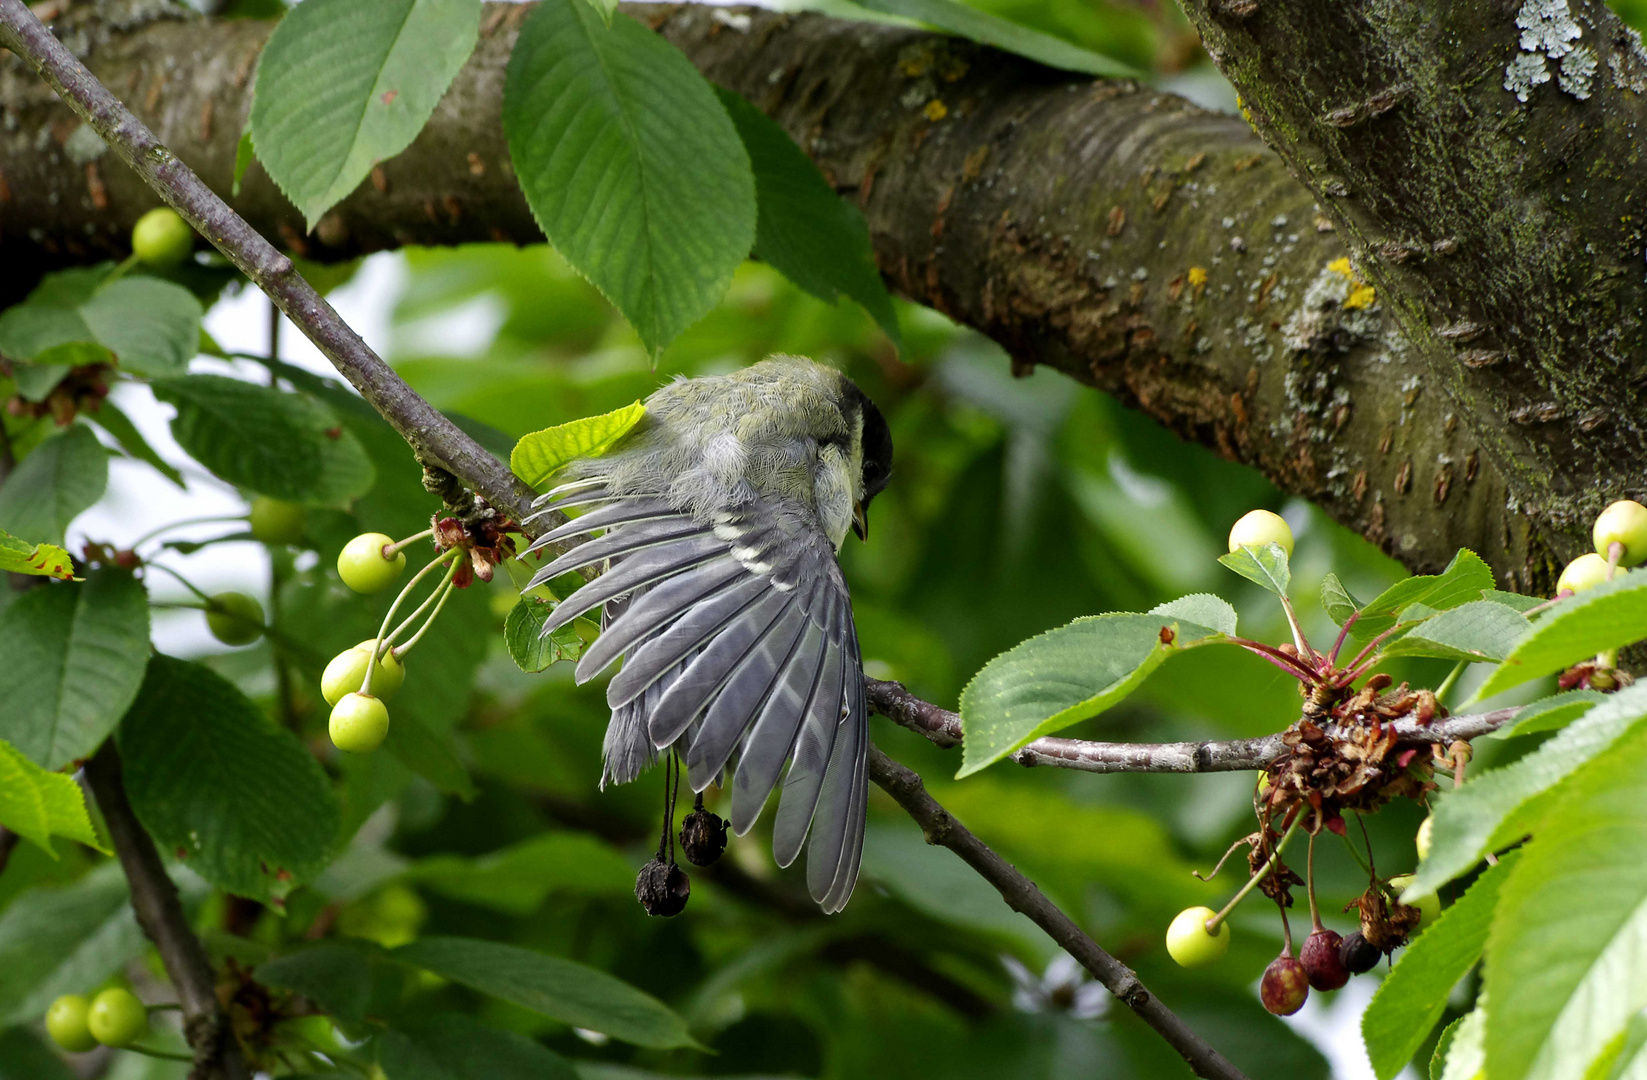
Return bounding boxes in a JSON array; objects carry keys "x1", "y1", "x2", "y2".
[{"x1": 521, "y1": 483, "x2": 866, "y2": 913}]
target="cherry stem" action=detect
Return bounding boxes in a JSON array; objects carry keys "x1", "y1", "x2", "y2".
[
  {"x1": 364, "y1": 547, "x2": 461, "y2": 694},
  {"x1": 127, "y1": 514, "x2": 246, "y2": 552},
  {"x1": 1228, "y1": 637, "x2": 1322, "y2": 684},
  {"x1": 388, "y1": 566, "x2": 459, "y2": 659},
  {"x1": 1204, "y1": 815, "x2": 1301, "y2": 934},
  {"x1": 145, "y1": 1002, "x2": 182, "y2": 1012},
  {"x1": 142, "y1": 561, "x2": 215, "y2": 604},
  {"x1": 1278, "y1": 894, "x2": 1294, "y2": 955},
  {"x1": 384, "y1": 527, "x2": 434, "y2": 559},
  {"x1": 127, "y1": 1046, "x2": 194, "y2": 1063},
  {"x1": 1336, "y1": 825, "x2": 1372, "y2": 878},
  {"x1": 1433, "y1": 660, "x2": 1468, "y2": 706},
  {"x1": 1326, "y1": 610, "x2": 1360, "y2": 666},
  {"x1": 1356, "y1": 812, "x2": 1378, "y2": 878},
  {"x1": 1277, "y1": 592, "x2": 1319, "y2": 666},
  {"x1": 1306, "y1": 826, "x2": 1323, "y2": 932},
  {"x1": 1607, "y1": 541, "x2": 1624, "y2": 581},
  {"x1": 382, "y1": 556, "x2": 461, "y2": 653}
]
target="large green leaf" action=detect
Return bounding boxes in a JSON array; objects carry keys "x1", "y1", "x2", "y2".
[
  {"x1": 257, "y1": 940, "x2": 386, "y2": 1025},
  {"x1": 1488, "y1": 691, "x2": 1606, "y2": 742},
  {"x1": 0, "y1": 528, "x2": 75, "y2": 580},
  {"x1": 1351, "y1": 550, "x2": 1495, "y2": 641},
  {"x1": 1217, "y1": 542, "x2": 1290, "y2": 596},
  {"x1": 842, "y1": 0, "x2": 1135, "y2": 77},
  {"x1": 117, "y1": 656, "x2": 341, "y2": 902},
  {"x1": 503, "y1": 598, "x2": 583, "y2": 673},
  {"x1": 0, "y1": 738, "x2": 102, "y2": 857},
  {"x1": 378, "y1": 1014, "x2": 579, "y2": 1080},
  {"x1": 510, "y1": 402, "x2": 645, "y2": 489},
  {"x1": 1471, "y1": 572, "x2": 1647, "y2": 702},
  {"x1": 958, "y1": 612, "x2": 1225, "y2": 777},
  {"x1": 1484, "y1": 719, "x2": 1647, "y2": 1080},
  {"x1": 153, "y1": 375, "x2": 374, "y2": 505},
  {"x1": 1407, "y1": 682, "x2": 1647, "y2": 900},
  {"x1": 0, "y1": 425, "x2": 108, "y2": 546},
  {"x1": 1321, "y1": 572, "x2": 1363, "y2": 626},
  {"x1": 0, "y1": 569, "x2": 149, "y2": 768},
  {"x1": 0, "y1": 861, "x2": 168, "y2": 1027},
  {"x1": 1440, "y1": 1003, "x2": 1488, "y2": 1080},
  {"x1": 85, "y1": 399, "x2": 186, "y2": 487},
  {"x1": 502, "y1": 0, "x2": 755, "y2": 354},
  {"x1": 0, "y1": 1028, "x2": 76, "y2": 1080},
  {"x1": 404, "y1": 833, "x2": 633, "y2": 915},
  {"x1": 393, "y1": 937, "x2": 696, "y2": 1049},
  {"x1": 714, "y1": 87, "x2": 900, "y2": 348},
  {"x1": 250, "y1": 0, "x2": 482, "y2": 229},
  {"x1": 0, "y1": 269, "x2": 200, "y2": 378},
  {"x1": 1379, "y1": 600, "x2": 1530, "y2": 663},
  {"x1": 1362, "y1": 852, "x2": 1519, "y2": 1080}
]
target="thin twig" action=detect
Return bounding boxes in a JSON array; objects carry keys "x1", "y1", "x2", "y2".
[
  {"x1": 867, "y1": 678, "x2": 1519, "y2": 774},
  {"x1": 84, "y1": 745, "x2": 247, "y2": 1080},
  {"x1": 866, "y1": 744, "x2": 1249, "y2": 1080}
]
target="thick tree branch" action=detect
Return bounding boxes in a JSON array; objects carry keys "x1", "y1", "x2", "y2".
[
  {"x1": 0, "y1": 2, "x2": 1537, "y2": 582},
  {"x1": 868, "y1": 677, "x2": 1519, "y2": 772},
  {"x1": 866, "y1": 743, "x2": 1247, "y2": 1080},
  {"x1": 1178, "y1": 0, "x2": 1647, "y2": 584},
  {"x1": 84, "y1": 745, "x2": 247, "y2": 1080}
]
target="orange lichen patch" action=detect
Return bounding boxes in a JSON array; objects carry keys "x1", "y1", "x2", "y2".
[
  {"x1": 1328, "y1": 257, "x2": 1377, "y2": 309},
  {"x1": 1187, "y1": 266, "x2": 1208, "y2": 297}
]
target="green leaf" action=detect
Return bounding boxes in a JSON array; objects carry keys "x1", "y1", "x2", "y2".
[
  {"x1": 1488, "y1": 691, "x2": 1606, "y2": 742},
  {"x1": 713, "y1": 87, "x2": 901, "y2": 348},
  {"x1": 117, "y1": 656, "x2": 341, "y2": 902},
  {"x1": 0, "y1": 737, "x2": 103, "y2": 856},
  {"x1": 233, "y1": 129, "x2": 256, "y2": 196},
  {"x1": 842, "y1": 0, "x2": 1135, "y2": 77},
  {"x1": 1483, "y1": 719, "x2": 1647, "y2": 1080},
  {"x1": 250, "y1": 0, "x2": 482, "y2": 229},
  {"x1": 1471, "y1": 572, "x2": 1647, "y2": 702},
  {"x1": 958, "y1": 612, "x2": 1225, "y2": 777},
  {"x1": 0, "y1": 425, "x2": 108, "y2": 546},
  {"x1": 153, "y1": 374, "x2": 375, "y2": 505},
  {"x1": 1440, "y1": 1004, "x2": 1488, "y2": 1080},
  {"x1": 1321, "y1": 572, "x2": 1362, "y2": 626},
  {"x1": 0, "y1": 569, "x2": 150, "y2": 768},
  {"x1": 503, "y1": 598, "x2": 583, "y2": 673},
  {"x1": 405, "y1": 833, "x2": 634, "y2": 915},
  {"x1": 1432, "y1": 1017, "x2": 1464, "y2": 1080},
  {"x1": 384, "y1": 711, "x2": 476, "y2": 800},
  {"x1": 1407, "y1": 682, "x2": 1647, "y2": 900},
  {"x1": 257, "y1": 940, "x2": 380, "y2": 1025},
  {"x1": 1218, "y1": 542, "x2": 1290, "y2": 595},
  {"x1": 1379, "y1": 600, "x2": 1530, "y2": 663},
  {"x1": 1352, "y1": 550, "x2": 1495, "y2": 641},
  {"x1": 378, "y1": 1014, "x2": 579, "y2": 1080},
  {"x1": 0, "y1": 861, "x2": 182, "y2": 1027},
  {"x1": 1363, "y1": 852, "x2": 1520, "y2": 1080},
  {"x1": 0, "y1": 270, "x2": 201, "y2": 378},
  {"x1": 79, "y1": 278, "x2": 204, "y2": 377},
  {"x1": 0, "y1": 1028, "x2": 76, "y2": 1080},
  {"x1": 0, "y1": 529, "x2": 76, "y2": 580},
  {"x1": 392, "y1": 937, "x2": 696, "y2": 1049},
  {"x1": 1150, "y1": 593, "x2": 1238, "y2": 637},
  {"x1": 502, "y1": 0, "x2": 755, "y2": 354},
  {"x1": 510, "y1": 401, "x2": 645, "y2": 489},
  {"x1": 84, "y1": 399, "x2": 187, "y2": 488}
]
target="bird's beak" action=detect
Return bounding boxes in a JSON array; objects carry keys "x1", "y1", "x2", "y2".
[{"x1": 851, "y1": 500, "x2": 869, "y2": 541}]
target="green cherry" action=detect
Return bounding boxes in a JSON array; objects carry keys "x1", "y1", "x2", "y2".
[
  {"x1": 321, "y1": 641, "x2": 406, "y2": 707},
  {"x1": 1165, "y1": 905, "x2": 1230, "y2": 968},
  {"x1": 1416, "y1": 815, "x2": 1434, "y2": 861},
  {"x1": 1594, "y1": 499, "x2": 1647, "y2": 568},
  {"x1": 205, "y1": 592, "x2": 265, "y2": 646},
  {"x1": 338, "y1": 533, "x2": 406, "y2": 594},
  {"x1": 249, "y1": 497, "x2": 307, "y2": 546},
  {"x1": 87, "y1": 988, "x2": 148, "y2": 1048},
  {"x1": 130, "y1": 207, "x2": 195, "y2": 268},
  {"x1": 330, "y1": 693, "x2": 390, "y2": 753},
  {"x1": 1557, "y1": 553, "x2": 1611, "y2": 596},
  {"x1": 45, "y1": 994, "x2": 97, "y2": 1053},
  {"x1": 1228, "y1": 509, "x2": 1295, "y2": 557}
]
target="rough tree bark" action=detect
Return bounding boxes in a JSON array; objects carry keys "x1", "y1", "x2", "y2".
[{"x1": 9, "y1": 0, "x2": 1627, "y2": 588}]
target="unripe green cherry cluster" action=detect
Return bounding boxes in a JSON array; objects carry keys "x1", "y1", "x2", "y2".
[
  {"x1": 46, "y1": 989, "x2": 148, "y2": 1053},
  {"x1": 198, "y1": 497, "x2": 308, "y2": 648},
  {"x1": 325, "y1": 527, "x2": 462, "y2": 755},
  {"x1": 1557, "y1": 499, "x2": 1647, "y2": 596}
]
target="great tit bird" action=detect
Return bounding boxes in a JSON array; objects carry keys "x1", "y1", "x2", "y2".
[{"x1": 522, "y1": 356, "x2": 893, "y2": 912}]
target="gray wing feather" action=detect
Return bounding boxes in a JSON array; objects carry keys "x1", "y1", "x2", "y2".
[
  {"x1": 535, "y1": 533, "x2": 726, "y2": 635},
  {"x1": 770, "y1": 646, "x2": 847, "y2": 869},
  {"x1": 644, "y1": 590, "x2": 791, "y2": 748},
  {"x1": 575, "y1": 556, "x2": 745, "y2": 684},
  {"x1": 685, "y1": 604, "x2": 811, "y2": 791},
  {"x1": 529, "y1": 517, "x2": 709, "y2": 583},
  {"x1": 524, "y1": 497, "x2": 680, "y2": 552},
  {"x1": 604, "y1": 575, "x2": 770, "y2": 707},
  {"x1": 728, "y1": 621, "x2": 828, "y2": 835}
]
